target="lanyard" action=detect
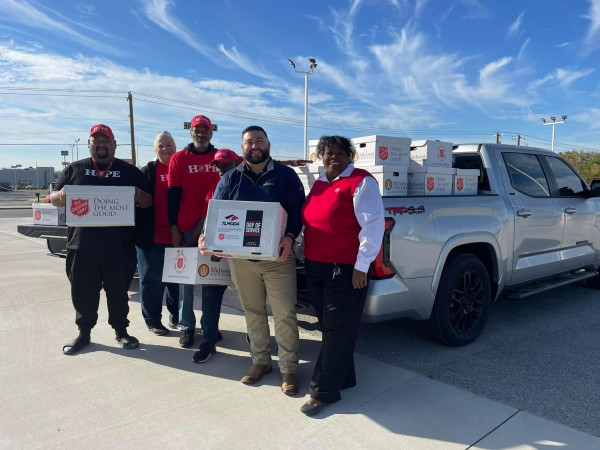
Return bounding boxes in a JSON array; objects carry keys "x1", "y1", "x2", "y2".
[{"x1": 91, "y1": 158, "x2": 115, "y2": 180}]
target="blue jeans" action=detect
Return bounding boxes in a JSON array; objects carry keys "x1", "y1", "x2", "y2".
[
  {"x1": 136, "y1": 243, "x2": 179, "y2": 328},
  {"x1": 178, "y1": 231, "x2": 227, "y2": 339}
]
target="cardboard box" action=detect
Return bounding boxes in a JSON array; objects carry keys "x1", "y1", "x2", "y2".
[
  {"x1": 453, "y1": 169, "x2": 480, "y2": 195},
  {"x1": 309, "y1": 139, "x2": 320, "y2": 162},
  {"x1": 362, "y1": 166, "x2": 408, "y2": 196},
  {"x1": 407, "y1": 166, "x2": 454, "y2": 195},
  {"x1": 162, "y1": 247, "x2": 232, "y2": 285},
  {"x1": 64, "y1": 185, "x2": 135, "y2": 227},
  {"x1": 293, "y1": 164, "x2": 325, "y2": 194},
  {"x1": 410, "y1": 140, "x2": 453, "y2": 168},
  {"x1": 351, "y1": 135, "x2": 411, "y2": 167},
  {"x1": 32, "y1": 203, "x2": 66, "y2": 226},
  {"x1": 203, "y1": 200, "x2": 288, "y2": 260}
]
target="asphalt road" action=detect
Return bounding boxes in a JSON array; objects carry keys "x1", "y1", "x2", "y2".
[{"x1": 8, "y1": 205, "x2": 600, "y2": 438}]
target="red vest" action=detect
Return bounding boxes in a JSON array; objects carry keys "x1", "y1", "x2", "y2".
[{"x1": 302, "y1": 168, "x2": 373, "y2": 264}]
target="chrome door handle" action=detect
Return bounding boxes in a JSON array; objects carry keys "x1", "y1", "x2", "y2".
[
  {"x1": 565, "y1": 207, "x2": 577, "y2": 215},
  {"x1": 516, "y1": 209, "x2": 532, "y2": 218}
]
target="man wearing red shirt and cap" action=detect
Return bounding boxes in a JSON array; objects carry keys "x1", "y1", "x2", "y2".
[
  {"x1": 167, "y1": 115, "x2": 224, "y2": 351},
  {"x1": 51, "y1": 124, "x2": 152, "y2": 355}
]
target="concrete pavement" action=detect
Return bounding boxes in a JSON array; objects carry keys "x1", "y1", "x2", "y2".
[{"x1": 2, "y1": 219, "x2": 599, "y2": 449}]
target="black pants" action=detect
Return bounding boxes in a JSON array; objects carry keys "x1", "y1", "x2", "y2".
[
  {"x1": 305, "y1": 258, "x2": 369, "y2": 404},
  {"x1": 66, "y1": 247, "x2": 137, "y2": 332}
]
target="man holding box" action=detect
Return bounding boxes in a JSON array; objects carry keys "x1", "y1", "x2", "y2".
[
  {"x1": 210, "y1": 125, "x2": 305, "y2": 395},
  {"x1": 167, "y1": 114, "x2": 224, "y2": 350},
  {"x1": 51, "y1": 124, "x2": 153, "y2": 355}
]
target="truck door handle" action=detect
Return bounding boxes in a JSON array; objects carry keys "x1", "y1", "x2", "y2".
[
  {"x1": 564, "y1": 207, "x2": 576, "y2": 215},
  {"x1": 516, "y1": 209, "x2": 532, "y2": 218}
]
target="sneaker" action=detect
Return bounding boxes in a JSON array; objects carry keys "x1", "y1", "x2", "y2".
[
  {"x1": 179, "y1": 329, "x2": 195, "y2": 348},
  {"x1": 192, "y1": 342, "x2": 216, "y2": 363},
  {"x1": 148, "y1": 323, "x2": 169, "y2": 336}
]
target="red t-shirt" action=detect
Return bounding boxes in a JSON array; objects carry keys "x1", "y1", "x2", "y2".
[
  {"x1": 153, "y1": 162, "x2": 171, "y2": 244},
  {"x1": 168, "y1": 148, "x2": 221, "y2": 232}
]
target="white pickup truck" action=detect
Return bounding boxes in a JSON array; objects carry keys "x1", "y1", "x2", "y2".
[{"x1": 300, "y1": 143, "x2": 600, "y2": 346}]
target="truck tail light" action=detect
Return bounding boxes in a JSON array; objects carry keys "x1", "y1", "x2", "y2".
[{"x1": 370, "y1": 217, "x2": 396, "y2": 279}]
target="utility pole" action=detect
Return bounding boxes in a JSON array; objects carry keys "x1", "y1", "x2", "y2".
[
  {"x1": 492, "y1": 132, "x2": 507, "y2": 144},
  {"x1": 128, "y1": 91, "x2": 136, "y2": 166}
]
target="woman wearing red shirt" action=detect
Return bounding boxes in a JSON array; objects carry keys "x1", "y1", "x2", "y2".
[{"x1": 300, "y1": 136, "x2": 385, "y2": 416}]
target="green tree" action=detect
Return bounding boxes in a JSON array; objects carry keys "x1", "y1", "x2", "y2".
[{"x1": 559, "y1": 150, "x2": 600, "y2": 184}]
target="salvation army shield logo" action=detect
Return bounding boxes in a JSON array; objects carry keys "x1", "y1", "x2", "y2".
[
  {"x1": 174, "y1": 250, "x2": 186, "y2": 273},
  {"x1": 456, "y1": 177, "x2": 464, "y2": 191},
  {"x1": 34, "y1": 211, "x2": 41, "y2": 221},
  {"x1": 426, "y1": 176, "x2": 435, "y2": 191},
  {"x1": 438, "y1": 146, "x2": 446, "y2": 161},
  {"x1": 219, "y1": 233, "x2": 225, "y2": 240},
  {"x1": 198, "y1": 264, "x2": 210, "y2": 277},
  {"x1": 379, "y1": 146, "x2": 389, "y2": 160},
  {"x1": 70, "y1": 198, "x2": 89, "y2": 217}
]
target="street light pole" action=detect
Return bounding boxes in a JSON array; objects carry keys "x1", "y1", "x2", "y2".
[
  {"x1": 540, "y1": 115, "x2": 567, "y2": 152},
  {"x1": 288, "y1": 57, "x2": 318, "y2": 160},
  {"x1": 74, "y1": 138, "x2": 80, "y2": 160}
]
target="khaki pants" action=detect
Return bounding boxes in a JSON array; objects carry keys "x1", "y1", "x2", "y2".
[{"x1": 229, "y1": 254, "x2": 299, "y2": 373}]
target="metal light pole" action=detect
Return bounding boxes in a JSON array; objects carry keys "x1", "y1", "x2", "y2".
[
  {"x1": 288, "y1": 57, "x2": 318, "y2": 160},
  {"x1": 74, "y1": 138, "x2": 80, "y2": 160},
  {"x1": 540, "y1": 115, "x2": 567, "y2": 152}
]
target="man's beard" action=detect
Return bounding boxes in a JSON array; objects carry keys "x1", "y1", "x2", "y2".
[
  {"x1": 245, "y1": 147, "x2": 270, "y2": 164},
  {"x1": 95, "y1": 147, "x2": 109, "y2": 160}
]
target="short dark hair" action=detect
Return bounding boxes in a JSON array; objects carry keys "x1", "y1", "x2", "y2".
[
  {"x1": 241, "y1": 125, "x2": 268, "y2": 139},
  {"x1": 315, "y1": 135, "x2": 355, "y2": 160}
]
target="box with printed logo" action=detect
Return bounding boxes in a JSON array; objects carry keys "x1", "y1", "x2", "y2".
[
  {"x1": 308, "y1": 139, "x2": 320, "y2": 162},
  {"x1": 293, "y1": 164, "x2": 325, "y2": 194},
  {"x1": 350, "y1": 135, "x2": 411, "y2": 167},
  {"x1": 407, "y1": 166, "x2": 454, "y2": 195},
  {"x1": 32, "y1": 203, "x2": 66, "y2": 226},
  {"x1": 453, "y1": 169, "x2": 480, "y2": 195},
  {"x1": 162, "y1": 247, "x2": 232, "y2": 285},
  {"x1": 362, "y1": 166, "x2": 408, "y2": 196},
  {"x1": 64, "y1": 185, "x2": 135, "y2": 227},
  {"x1": 409, "y1": 140, "x2": 453, "y2": 168},
  {"x1": 203, "y1": 200, "x2": 288, "y2": 261}
]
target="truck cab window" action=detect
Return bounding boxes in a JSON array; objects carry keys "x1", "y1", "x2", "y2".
[
  {"x1": 453, "y1": 153, "x2": 490, "y2": 191},
  {"x1": 543, "y1": 156, "x2": 587, "y2": 197},
  {"x1": 503, "y1": 152, "x2": 550, "y2": 197}
]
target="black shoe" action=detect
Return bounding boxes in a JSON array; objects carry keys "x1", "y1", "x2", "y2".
[
  {"x1": 168, "y1": 319, "x2": 179, "y2": 329},
  {"x1": 115, "y1": 332, "x2": 139, "y2": 349},
  {"x1": 62, "y1": 331, "x2": 91, "y2": 355},
  {"x1": 300, "y1": 400, "x2": 325, "y2": 416},
  {"x1": 192, "y1": 342, "x2": 216, "y2": 363},
  {"x1": 200, "y1": 327, "x2": 223, "y2": 342},
  {"x1": 179, "y1": 329, "x2": 195, "y2": 348},
  {"x1": 148, "y1": 323, "x2": 169, "y2": 336}
]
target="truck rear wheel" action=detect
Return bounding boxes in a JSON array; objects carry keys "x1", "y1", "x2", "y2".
[
  {"x1": 46, "y1": 238, "x2": 67, "y2": 257},
  {"x1": 428, "y1": 253, "x2": 491, "y2": 346}
]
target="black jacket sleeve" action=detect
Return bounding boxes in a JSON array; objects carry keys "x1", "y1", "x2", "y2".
[{"x1": 167, "y1": 186, "x2": 182, "y2": 227}]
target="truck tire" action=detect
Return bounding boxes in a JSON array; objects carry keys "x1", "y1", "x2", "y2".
[
  {"x1": 586, "y1": 273, "x2": 600, "y2": 289},
  {"x1": 46, "y1": 238, "x2": 67, "y2": 257},
  {"x1": 428, "y1": 253, "x2": 491, "y2": 346}
]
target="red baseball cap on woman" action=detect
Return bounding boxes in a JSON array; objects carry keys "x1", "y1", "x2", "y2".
[{"x1": 211, "y1": 149, "x2": 242, "y2": 165}]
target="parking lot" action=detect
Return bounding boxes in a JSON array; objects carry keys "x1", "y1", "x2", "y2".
[{"x1": 2, "y1": 209, "x2": 600, "y2": 447}]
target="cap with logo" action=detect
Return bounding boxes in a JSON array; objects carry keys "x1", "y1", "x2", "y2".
[
  {"x1": 211, "y1": 148, "x2": 242, "y2": 165},
  {"x1": 191, "y1": 115, "x2": 212, "y2": 130},
  {"x1": 89, "y1": 124, "x2": 114, "y2": 139}
]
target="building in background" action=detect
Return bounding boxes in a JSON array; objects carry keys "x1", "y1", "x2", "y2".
[{"x1": 0, "y1": 166, "x2": 56, "y2": 189}]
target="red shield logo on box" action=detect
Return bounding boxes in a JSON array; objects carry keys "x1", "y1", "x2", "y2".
[
  {"x1": 438, "y1": 146, "x2": 446, "y2": 161},
  {"x1": 379, "y1": 146, "x2": 389, "y2": 160},
  {"x1": 70, "y1": 199, "x2": 89, "y2": 217},
  {"x1": 218, "y1": 233, "x2": 225, "y2": 240},
  {"x1": 34, "y1": 211, "x2": 41, "y2": 221},
  {"x1": 426, "y1": 177, "x2": 435, "y2": 191},
  {"x1": 175, "y1": 251, "x2": 186, "y2": 272},
  {"x1": 457, "y1": 177, "x2": 464, "y2": 191}
]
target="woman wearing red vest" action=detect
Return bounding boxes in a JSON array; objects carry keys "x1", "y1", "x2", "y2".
[{"x1": 300, "y1": 136, "x2": 385, "y2": 416}]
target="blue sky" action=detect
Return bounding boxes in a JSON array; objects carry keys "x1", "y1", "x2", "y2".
[{"x1": 1, "y1": 0, "x2": 599, "y2": 170}]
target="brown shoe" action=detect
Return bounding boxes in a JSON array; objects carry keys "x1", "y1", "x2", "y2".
[
  {"x1": 241, "y1": 363, "x2": 273, "y2": 384},
  {"x1": 281, "y1": 373, "x2": 299, "y2": 396}
]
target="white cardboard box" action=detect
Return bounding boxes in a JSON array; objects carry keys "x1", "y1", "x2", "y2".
[
  {"x1": 162, "y1": 247, "x2": 232, "y2": 285},
  {"x1": 203, "y1": 200, "x2": 288, "y2": 261},
  {"x1": 362, "y1": 166, "x2": 408, "y2": 196},
  {"x1": 407, "y1": 166, "x2": 454, "y2": 195},
  {"x1": 32, "y1": 203, "x2": 66, "y2": 226},
  {"x1": 293, "y1": 164, "x2": 325, "y2": 194},
  {"x1": 453, "y1": 169, "x2": 480, "y2": 195},
  {"x1": 64, "y1": 185, "x2": 135, "y2": 227},
  {"x1": 410, "y1": 140, "x2": 453, "y2": 168},
  {"x1": 351, "y1": 135, "x2": 412, "y2": 167},
  {"x1": 309, "y1": 139, "x2": 320, "y2": 161}
]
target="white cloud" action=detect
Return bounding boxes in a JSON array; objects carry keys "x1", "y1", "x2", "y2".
[
  {"x1": 218, "y1": 45, "x2": 277, "y2": 81},
  {"x1": 555, "y1": 67, "x2": 595, "y2": 86},
  {"x1": 507, "y1": 10, "x2": 527, "y2": 38},
  {"x1": 583, "y1": 0, "x2": 600, "y2": 48}
]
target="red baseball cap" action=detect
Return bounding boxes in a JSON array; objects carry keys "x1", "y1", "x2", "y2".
[
  {"x1": 211, "y1": 149, "x2": 242, "y2": 165},
  {"x1": 191, "y1": 115, "x2": 212, "y2": 130},
  {"x1": 89, "y1": 124, "x2": 114, "y2": 139}
]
